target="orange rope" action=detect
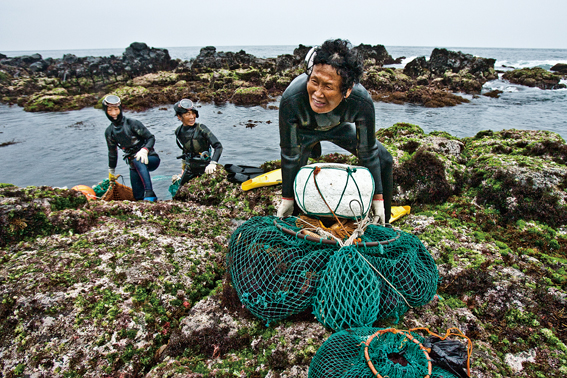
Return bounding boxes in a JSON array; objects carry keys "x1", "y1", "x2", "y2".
[
  {"x1": 360, "y1": 327, "x2": 472, "y2": 378},
  {"x1": 296, "y1": 214, "x2": 357, "y2": 240},
  {"x1": 312, "y1": 166, "x2": 352, "y2": 239}
]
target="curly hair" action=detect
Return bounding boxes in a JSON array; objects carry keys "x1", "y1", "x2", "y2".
[{"x1": 312, "y1": 39, "x2": 363, "y2": 96}]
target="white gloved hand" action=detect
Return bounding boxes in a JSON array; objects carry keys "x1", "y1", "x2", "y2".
[
  {"x1": 372, "y1": 199, "x2": 386, "y2": 225},
  {"x1": 277, "y1": 198, "x2": 295, "y2": 218},
  {"x1": 135, "y1": 148, "x2": 149, "y2": 164},
  {"x1": 109, "y1": 168, "x2": 117, "y2": 181},
  {"x1": 205, "y1": 161, "x2": 217, "y2": 174}
]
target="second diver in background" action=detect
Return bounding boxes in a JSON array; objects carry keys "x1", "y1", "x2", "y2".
[{"x1": 174, "y1": 99, "x2": 223, "y2": 187}]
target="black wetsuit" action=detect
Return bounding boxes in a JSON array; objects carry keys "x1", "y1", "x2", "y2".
[
  {"x1": 279, "y1": 73, "x2": 393, "y2": 217},
  {"x1": 105, "y1": 117, "x2": 160, "y2": 199},
  {"x1": 175, "y1": 122, "x2": 223, "y2": 186}
]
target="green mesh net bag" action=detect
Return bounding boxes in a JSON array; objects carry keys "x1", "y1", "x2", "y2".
[
  {"x1": 227, "y1": 216, "x2": 335, "y2": 321},
  {"x1": 227, "y1": 216, "x2": 439, "y2": 328},
  {"x1": 308, "y1": 327, "x2": 471, "y2": 378},
  {"x1": 313, "y1": 226, "x2": 439, "y2": 330}
]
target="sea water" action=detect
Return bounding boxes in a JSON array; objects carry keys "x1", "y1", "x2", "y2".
[{"x1": 1, "y1": 45, "x2": 566, "y2": 199}]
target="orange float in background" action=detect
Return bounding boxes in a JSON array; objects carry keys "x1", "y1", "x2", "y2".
[{"x1": 72, "y1": 185, "x2": 97, "y2": 200}]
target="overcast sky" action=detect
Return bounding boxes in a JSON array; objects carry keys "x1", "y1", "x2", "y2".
[{"x1": 1, "y1": 0, "x2": 566, "y2": 53}]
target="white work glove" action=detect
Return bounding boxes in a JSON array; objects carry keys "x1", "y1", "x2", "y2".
[
  {"x1": 205, "y1": 161, "x2": 217, "y2": 174},
  {"x1": 109, "y1": 168, "x2": 117, "y2": 181},
  {"x1": 277, "y1": 198, "x2": 295, "y2": 218},
  {"x1": 135, "y1": 148, "x2": 149, "y2": 164},
  {"x1": 372, "y1": 199, "x2": 386, "y2": 225}
]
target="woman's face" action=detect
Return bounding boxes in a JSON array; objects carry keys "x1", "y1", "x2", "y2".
[
  {"x1": 178, "y1": 110, "x2": 197, "y2": 126},
  {"x1": 106, "y1": 105, "x2": 121, "y2": 120},
  {"x1": 306, "y1": 64, "x2": 352, "y2": 114}
]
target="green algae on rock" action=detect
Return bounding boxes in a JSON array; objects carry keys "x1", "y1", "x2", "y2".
[
  {"x1": 1, "y1": 123, "x2": 567, "y2": 377},
  {"x1": 503, "y1": 67, "x2": 566, "y2": 90}
]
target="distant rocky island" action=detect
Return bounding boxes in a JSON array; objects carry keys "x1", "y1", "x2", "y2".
[{"x1": 1, "y1": 42, "x2": 565, "y2": 113}]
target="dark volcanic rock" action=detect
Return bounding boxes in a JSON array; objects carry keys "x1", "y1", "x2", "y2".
[
  {"x1": 550, "y1": 63, "x2": 567, "y2": 75},
  {"x1": 191, "y1": 46, "x2": 259, "y2": 70},
  {"x1": 403, "y1": 56, "x2": 428, "y2": 79},
  {"x1": 483, "y1": 89, "x2": 503, "y2": 98},
  {"x1": 400, "y1": 48, "x2": 497, "y2": 94},
  {"x1": 429, "y1": 48, "x2": 496, "y2": 76},
  {"x1": 123, "y1": 42, "x2": 176, "y2": 75},
  {"x1": 353, "y1": 43, "x2": 396, "y2": 66}
]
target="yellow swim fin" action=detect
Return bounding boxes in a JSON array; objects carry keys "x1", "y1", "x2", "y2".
[
  {"x1": 241, "y1": 169, "x2": 282, "y2": 191},
  {"x1": 390, "y1": 206, "x2": 411, "y2": 223}
]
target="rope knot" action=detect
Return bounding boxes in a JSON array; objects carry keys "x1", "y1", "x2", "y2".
[{"x1": 313, "y1": 166, "x2": 322, "y2": 175}]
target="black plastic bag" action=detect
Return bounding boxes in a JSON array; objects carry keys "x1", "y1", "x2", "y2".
[{"x1": 423, "y1": 336, "x2": 469, "y2": 378}]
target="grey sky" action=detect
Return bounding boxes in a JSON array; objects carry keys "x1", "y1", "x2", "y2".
[{"x1": 1, "y1": 0, "x2": 566, "y2": 53}]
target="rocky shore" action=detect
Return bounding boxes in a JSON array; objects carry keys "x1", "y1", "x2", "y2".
[
  {"x1": 1, "y1": 124, "x2": 566, "y2": 377},
  {"x1": 2, "y1": 42, "x2": 564, "y2": 113}
]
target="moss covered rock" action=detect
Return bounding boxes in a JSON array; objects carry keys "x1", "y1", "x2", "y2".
[
  {"x1": 503, "y1": 67, "x2": 566, "y2": 90},
  {"x1": 231, "y1": 86, "x2": 269, "y2": 105},
  {"x1": 0, "y1": 185, "x2": 90, "y2": 246}
]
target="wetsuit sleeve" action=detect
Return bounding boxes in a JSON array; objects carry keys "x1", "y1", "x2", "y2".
[
  {"x1": 355, "y1": 99, "x2": 384, "y2": 194},
  {"x1": 131, "y1": 120, "x2": 155, "y2": 150},
  {"x1": 201, "y1": 124, "x2": 223, "y2": 162},
  {"x1": 105, "y1": 126, "x2": 118, "y2": 169},
  {"x1": 279, "y1": 96, "x2": 301, "y2": 199}
]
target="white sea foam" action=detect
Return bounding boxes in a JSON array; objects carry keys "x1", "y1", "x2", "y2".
[
  {"x1": 496, "y1": 59, "x2": 565, "y2": 70},
  {"x1": 483, "y1": 79, "x2": 520, "y2": 93}
]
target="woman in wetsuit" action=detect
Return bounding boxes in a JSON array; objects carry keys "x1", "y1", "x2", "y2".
[
  {"x1": 277, "y1": 39, "x2": 393, "y2": 225},
  {"x1": 103, "y1": 95, "x2": 160, "y2": 201},
  {"x1": 174, "y1": 99, "x2": 223, "y2": 187}
]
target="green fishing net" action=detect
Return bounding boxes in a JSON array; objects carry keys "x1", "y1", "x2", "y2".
[
  {"x1": 169, "y1": 177, "x2": 180, "y2": 197},
  {"x1": 308, "y1": 327, "x2": 461, "y2": 378},
  {"x1": 227, "y1": 216, "x2": 439, "y2": 329},
  {"x1": 93, "y1": 179, "x2": 110, "y2": 198}
]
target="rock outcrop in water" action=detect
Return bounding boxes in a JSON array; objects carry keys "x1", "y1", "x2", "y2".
[
  {"x1": 1, "y1": 42, "x2": 565, "y2": 113},
  {"x1": 0, "y1": 42, "x2": 503, "y2": 112},
  {"x1": 550, "y1": 63, "x2": 567, "y2": 76},
  {"x1": 503, "y1": 67, "x2": 566, "y2": 90},
  {"x1": 1, "y1": 124, "x2": 566, "y2": 377}
]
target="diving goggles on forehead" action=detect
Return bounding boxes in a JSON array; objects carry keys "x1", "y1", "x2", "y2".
[
  {"x1": 178, "y1": 99, "x2": 195, "y2": 111},
  {"x1": 102, "y1": 95, "x2": 121, "y2": 106}
]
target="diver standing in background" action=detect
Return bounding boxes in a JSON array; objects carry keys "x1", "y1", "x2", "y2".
[
  {"x1": 174, "y1": 99, "x2": 223, "y2": 187},
  {"x1": 103, "y1": 95, "x2": 161, "y2": 201}
]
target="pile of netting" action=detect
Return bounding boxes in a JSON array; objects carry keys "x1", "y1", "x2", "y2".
[
  {"x1": 227, "y1": 216, "x2": 439, "y2": 330},
  {"x1": 92, "y1": 178, "x2": 135, "y2": 201},
  {"x1": 93, "y1": 179, "x2": 111, "y2": 198},
  {"x1": 169, "y1": 175, "x2": 181, "y2": 197},
  {"x1": 308, "y1": 327, "x2": 472, "y2": 378}
]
